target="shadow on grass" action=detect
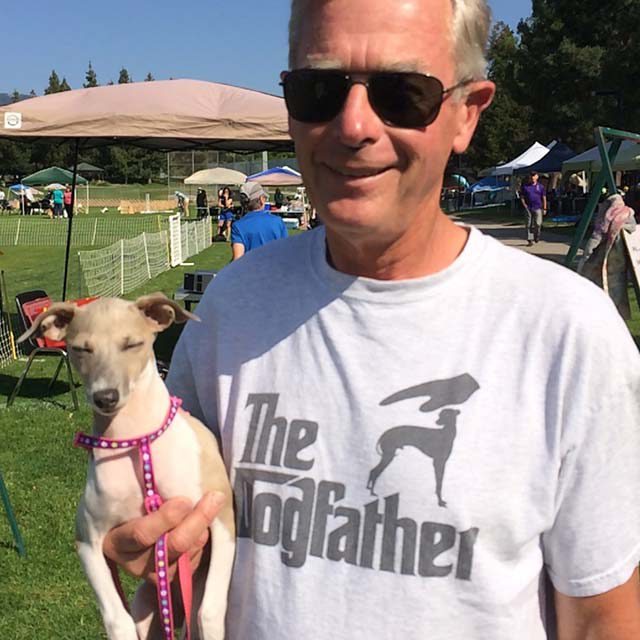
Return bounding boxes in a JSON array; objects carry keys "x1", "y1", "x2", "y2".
[
  {"x1": 0, "y1": 372, "x2": 80, "y2": 410},
  {"x1": 0, "y1": 540, "x2": 23, "y2": 555}
]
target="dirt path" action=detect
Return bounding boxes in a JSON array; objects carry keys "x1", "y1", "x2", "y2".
[{"x1": 455, "y1": 216, "x2": 575, "y2": 265}]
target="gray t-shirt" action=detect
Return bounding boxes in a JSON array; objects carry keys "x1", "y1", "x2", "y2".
[{"x1": 167, "y1": 226, "x2": 640, "y2": 640}]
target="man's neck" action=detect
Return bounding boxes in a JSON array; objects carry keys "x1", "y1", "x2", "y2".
[{"x1": 324, "y1": 209, "x2": 469, "y2": 280}]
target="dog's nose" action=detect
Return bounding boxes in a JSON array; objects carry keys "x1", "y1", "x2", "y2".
[{"x1": 93, "y1": 389, "x2": 119, "y2": 412}]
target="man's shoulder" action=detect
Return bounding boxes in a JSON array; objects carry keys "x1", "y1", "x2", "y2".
[{"x1": 484, "y1": 234, "x2": 626, "y2": 332}]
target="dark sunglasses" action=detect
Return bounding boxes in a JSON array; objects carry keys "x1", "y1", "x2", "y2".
[{"x1": 280, "y1": 68, "x2": 472, "y2": 129}]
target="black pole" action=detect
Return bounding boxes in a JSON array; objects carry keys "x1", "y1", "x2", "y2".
[{"x1": 62, "y1": 139, "x2": 80, "y2": 301}]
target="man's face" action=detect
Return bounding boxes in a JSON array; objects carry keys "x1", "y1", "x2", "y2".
[
  {"x1": 531, "y1": 173, "x2": 539, "y2": 184},
  {"x1": 288, "y1": 0, "x2": 489, "y2": 245}
]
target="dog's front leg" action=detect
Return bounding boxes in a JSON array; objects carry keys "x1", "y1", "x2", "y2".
[
  {"x1": 197, "y1": 508, "x2": 236, "y2": 640},
  {"x1": 77, "y1": 538, "x2": 138, "y2": 640}
]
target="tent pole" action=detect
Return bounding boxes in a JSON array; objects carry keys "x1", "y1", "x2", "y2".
[{"x1": 62, "y1": 139, "x2": 80, "y2": 301}]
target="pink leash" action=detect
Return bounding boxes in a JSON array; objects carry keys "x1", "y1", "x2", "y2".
[{"x1": 74, "y1": 396, "x2": 193, "y2": 640}]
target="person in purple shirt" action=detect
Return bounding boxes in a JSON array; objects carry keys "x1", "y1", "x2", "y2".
[
  {"x1": 519, "y1": 171, "x2": 547, "y2": 246},
  {"x1": 231, "y1": 181, "x2": 288, "y2": 260}
]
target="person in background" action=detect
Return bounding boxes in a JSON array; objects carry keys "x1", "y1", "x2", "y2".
[
  {"x1": 231, "y1": 181, "x2": 287, "y2": 260},
  {"x1": 51, "y1": 186, "x2": 64, "y2": 219},
  {"x1": 519, "y1": 170, "x2": 546, "y2": 246},
  {"x1": 174, "y1": 190, "x2": 190, "y2": 217},
  {"x1": 104, "y1": 1, "x2": 640, "y2": 638},
  {"x1": 274, "y1": 187, "x2": 285, "y2": 209},
  {"x1": 217, "y1": 186, "x2": 234, "y2": 240},
  {"x1": 196, "y1": 188, "x2": 208, "y2": 218},
  {"x1": 63, "y1": 185, "x2": 73, "y2": 218}
]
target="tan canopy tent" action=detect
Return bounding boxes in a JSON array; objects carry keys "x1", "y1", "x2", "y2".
[
  {"x1": 0, "y1": 79, "x2": 293, "y2": 297},
  {"x1": 0, "y1": 79, "x2": 291, "y2": 152}
]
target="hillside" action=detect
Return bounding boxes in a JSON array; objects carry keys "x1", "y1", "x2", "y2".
[{"x1": 0, "y1": 92, "x2": 30, "y2": 106}]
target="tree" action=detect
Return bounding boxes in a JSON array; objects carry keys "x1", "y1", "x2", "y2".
[
  {"x1": 44, "y1": 70, "x2": 62, "y2": 95},
  {"x1": 145, "y1": 72, "x2": 155, "y2": 82},
  {"x1": 118, "y1": 68, "x2": 131, "y2": 84},
  {"x1": 514, "y1": 0, "x2": 640, "y2": 150},
  {"x1": 60, "y1": 78, "x2": 71, "y2": 92},
  {"x1": 84, "y1": 61, "x2": 98, "y2": 88},
  {"x1": 465, "y1": 22, "x2": 533, "y2": 171},
  {"x1": 11, "y1": 90, "x2": 21, "y2": 103},
  {"x1": 29, "y1": 89, "x2": 37, "y2": 98}
]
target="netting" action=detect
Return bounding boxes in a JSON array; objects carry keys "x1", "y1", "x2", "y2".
[
  {"x1": 72, "y1": 217, "x2": 211, "y2": 298},
  {"x1": 78, "y1": 231, "x2": 170, "y2": 297},
  {"x1": 0, "y1": 313, "x2": 16, "y2": 369},
  {"x1": 181, "y1": 217, "x2": 212, "y2": 261},
  {"x1": 0, "y1": 216, "x2": 168, "y2": 247}
]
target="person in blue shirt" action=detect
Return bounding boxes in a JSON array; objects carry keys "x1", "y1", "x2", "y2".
[{"x1": 231, "y1": 181, "x2": 287, "y2": 260}]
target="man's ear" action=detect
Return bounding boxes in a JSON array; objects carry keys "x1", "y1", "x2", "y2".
[
  {"x1": 451, "y1": 80, "x2": 496, "y2": 154},
  {"x1": 18, "y1": 302, "x2": 77, "y2": 344},
  {"x1": 135, "y1": 292, "x2": 200, "y2": 332}
]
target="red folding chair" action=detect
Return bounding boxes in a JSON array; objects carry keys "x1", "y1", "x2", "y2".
[{"x1": 6, "y1": 291, "x2": 82, "y2": 409}]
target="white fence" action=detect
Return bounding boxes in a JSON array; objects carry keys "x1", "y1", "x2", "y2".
[
  {"x1": 0, "y1": 216, "x2": 168, "y2": 247},
  {"x1": 78, "y1": 217, "x2": 212, "y2": 297},
  {"x1": 78, "y1": 231, "x2": 170, "y2": 297},
  {"x1": 180, "y1": 217, "x2": 212, "y2": 261},
  {"x1": 0, "y1": 313, "x2": 16, "y2": 369}
]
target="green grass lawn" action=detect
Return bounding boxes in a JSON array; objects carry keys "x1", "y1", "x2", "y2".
[{"x1": 0, "y1": 239, "x2": 236, "y2": 638}]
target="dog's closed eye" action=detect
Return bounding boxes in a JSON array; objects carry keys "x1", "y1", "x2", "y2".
[
  {"x1": 123, "y1": 341, "x2": 144, "y2": 351},
  {"x1": 72, "y1": 345, "x2": 93, "y2": 354}
]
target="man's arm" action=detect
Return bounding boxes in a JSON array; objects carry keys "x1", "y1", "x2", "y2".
[
  {"x1": 232, "y1": 243, "x2": 245, "y2": 260},
  {"x1": 555, "y1": 567, "x2": 640, "y2": 639}
]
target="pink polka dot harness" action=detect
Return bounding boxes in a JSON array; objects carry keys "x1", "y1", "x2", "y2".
[{"x1": 74, "y1": 396, "x2": 193, "y2": 640}]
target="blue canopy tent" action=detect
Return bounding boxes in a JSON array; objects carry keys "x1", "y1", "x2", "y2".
[
  {"x1": 469, "y1": 176, "x2": 510, "y2": 206},
  {"x1": 246, "y1": 165, "x2": 303, "y2": 186},
  {"x1": 8, "y1": 184, "x2": 41, "y2": 215}
]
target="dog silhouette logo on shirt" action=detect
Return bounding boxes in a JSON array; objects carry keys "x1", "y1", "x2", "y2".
[{"x1": 367, "y1": 373, "x2": 479, "y2": 507}]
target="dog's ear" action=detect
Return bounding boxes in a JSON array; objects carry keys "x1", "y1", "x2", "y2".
[
  {"x1": 17, "y1": 302, "x2": 77, "y2": 344},
  {"x1": 135, "y1": 292, "x2": 200, "y2": 332}
]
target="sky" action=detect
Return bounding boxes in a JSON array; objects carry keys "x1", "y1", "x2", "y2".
[{"x1": 3, "y1": 0, "x2": 531, "y2": 97}]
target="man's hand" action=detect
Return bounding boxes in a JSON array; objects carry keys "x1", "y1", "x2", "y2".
[{"x1": 103, "y1": 492, "x2": 226, "y2": 584}]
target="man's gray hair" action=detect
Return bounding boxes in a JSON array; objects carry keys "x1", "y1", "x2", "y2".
[{"x1": 288, "y1": 0, "x2": 491, "y2": 81}]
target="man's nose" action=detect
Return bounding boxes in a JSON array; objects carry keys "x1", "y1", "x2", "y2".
[{"x1": 332, "y1": 83, "x2": 384, "y2": 147}]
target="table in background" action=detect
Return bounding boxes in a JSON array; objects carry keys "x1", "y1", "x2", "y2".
[{"x1": 174, "y1": 288, "x2": 203, "y2": 311}]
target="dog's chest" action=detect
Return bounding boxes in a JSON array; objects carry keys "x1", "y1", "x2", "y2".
[{"x1": 83, "y1": 418, "x2": 204, "y2": 525}]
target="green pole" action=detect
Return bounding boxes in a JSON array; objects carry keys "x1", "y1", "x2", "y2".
[
  {"x1": 564, "y1": 128, "x2": 623, "y2": 267},
  {"x1": 0, "y1": 469, "x2": 26, "y2": 557}
]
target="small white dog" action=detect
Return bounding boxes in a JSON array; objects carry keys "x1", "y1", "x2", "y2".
[{"x1": 20, "y1": 294, "x2": 235, "y2": 640}]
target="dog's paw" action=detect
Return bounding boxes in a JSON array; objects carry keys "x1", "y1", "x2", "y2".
[
  {"x1": 197, "y1": 613, "x2": 226, "y2": 640},
  {"x1": 104, "y1": 616, "x2": 138, "y2": 640}
]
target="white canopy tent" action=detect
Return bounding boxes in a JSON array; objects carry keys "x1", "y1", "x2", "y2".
[
  {"x1": 562, "y1": 140, "x2": 640, "y2": 173},
  {"x1": 184, "y1": 167, "x2": 247, "y2": 185},
  {"x1": 480, "y1": 142, "x2": 550, "y2": 177}
]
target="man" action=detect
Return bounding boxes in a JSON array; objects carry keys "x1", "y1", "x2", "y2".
[
  {"x1": 231, "y1": 181, "x2": 287, "y2": 260},
  {"x1": 520, "y1": 171, "x2": 547, "y2": 245},
  {"x1": 105, "y1": 1, "x2": 640, "y2": 638},
  {"x1": 175, "y1": 190, "x2": 189, "y2": 217},
  {"x1": 196, "y1": 187, "x2": 208, "y2": 218}
]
